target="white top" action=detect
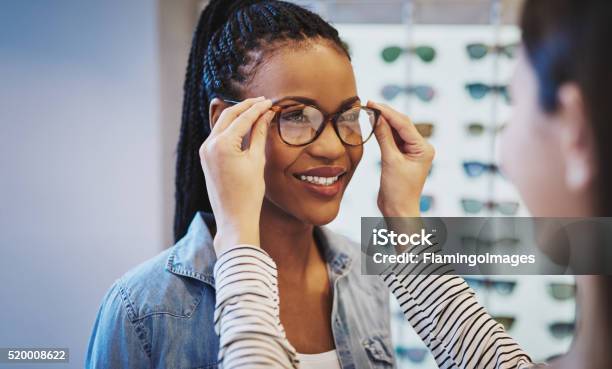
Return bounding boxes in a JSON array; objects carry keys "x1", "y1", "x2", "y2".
[
  {"x1": 213, "y1": 245, "x2": 535, "y2": 369},
  {"x1": 296, "y1": 350, "x2": 341, "y2": 369}
]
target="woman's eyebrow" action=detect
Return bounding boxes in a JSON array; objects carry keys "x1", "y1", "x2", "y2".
[{"x1": 273, "y1": 95, "x2": 361, "y2": 110}]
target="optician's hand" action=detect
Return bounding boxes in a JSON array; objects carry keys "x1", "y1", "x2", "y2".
[
  {"x1": 199, "y1": 96, "x2": 275, "y2": 253},
  {"x1": 368, "y1": 101, "x2": 435, "y2": 217}
]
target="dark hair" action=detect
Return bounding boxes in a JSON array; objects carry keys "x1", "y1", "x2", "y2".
[
  {"x1": 174, "y1": 0, "x2": 350, "y2": 242},
  {"x1": 520, "y1": 0, "x2": 612, "y2": 215}
]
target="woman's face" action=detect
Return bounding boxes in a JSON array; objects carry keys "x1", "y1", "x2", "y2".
[
  {"x1": 499, "y1": 49, "x2": 563, "y2": 216},
  {"x1": 244, "y1": 41, "x2": 362, "y2": 225},
  {"x1": 499, "y1": 47, "x2": 594, "y2": 216}
]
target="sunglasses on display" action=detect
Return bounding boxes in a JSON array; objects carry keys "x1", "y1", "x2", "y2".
[
  {"x1": 381, "y1": 45, "x2": 437, "y2": 63},
  {"x1": 466, "y1": 42, "x2": 518, "y2": 60},
  {"x1": 223, "y1": 98, "x2": 380, "y2": 146},
  {"x1": 466, "y1": 83, "x2": 511, "y2": 103},
  {"x1": 420, "y1": 195, "x2": 434, "y2": 212},
  {"x1": 549, "y1": 321, "x2": 575, "y2": 340},
  {"x1": 463, "y1": 161, "x2": 499, "y2": 177},
  {"x1": 466, "y1": 122, "x2": 506, "y2": 136},
  {"x1": 460, "y1": 236, "x2": 521, "y2": 250},
  {"x1": 381, "y1": 84, "x2": 436, "y2": 102},
  {"x1": 394, "y1": 346, "x2": 428, "y2": 363},
  {"x1": 464, "y1": 277, "x2": 517, "y2": 295},
  {"x1": 548, "y1": 283, "x2": 576, "y2": 301},
  {"x1": 415, "y1": 122, "x2": 434, "y2": 138},
  {"x1": 461, "y1": 198, "x2": 519, "y2": 215},
  {"x1": 492, "y1": 315, "x2": 516, "y2": 331}
]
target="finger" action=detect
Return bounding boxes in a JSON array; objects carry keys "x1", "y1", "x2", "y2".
[
  {"x1": 368, "y1": 101, "x2": 424, "y2": 145},
  {"x1": 373, "y1": 116, "x2": 401, "y2": 158},
  {"x1": 211, "y1": 96, "x2": 266, "y2": 135},
  {"x1": 224, "y1": 99, "x2": 273, "y2": 139},
  {"x1": 249, "y1": 110, "x2": 275, "y2": 153}
]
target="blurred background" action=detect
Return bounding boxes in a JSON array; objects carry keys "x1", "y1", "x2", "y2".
[{"x1": 0, "y1": 0, "x2": 575, "y2": 368}]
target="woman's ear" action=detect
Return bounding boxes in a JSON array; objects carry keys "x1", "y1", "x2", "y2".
[
  {"x1": 556, "y1": 82, "x2": 596, "y2": 192},
  {"x1": 208, "y1": 98, "x2": 232, "y2": 131}
]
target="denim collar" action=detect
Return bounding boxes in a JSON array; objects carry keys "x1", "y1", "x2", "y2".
[{"x1": 166, "y1": 212, "x2": 354, "y2": 286}]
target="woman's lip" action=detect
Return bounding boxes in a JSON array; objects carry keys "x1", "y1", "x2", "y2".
[{"x1": 294, "y1": 166, "x2": 347, "y2": 177}]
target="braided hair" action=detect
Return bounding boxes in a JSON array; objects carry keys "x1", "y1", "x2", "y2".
[{"x1": 174, "y1": 0, "x2": 350, "y2": 242}]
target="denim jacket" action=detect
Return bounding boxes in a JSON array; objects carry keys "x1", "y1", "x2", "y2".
[{"x1": 86, "y1": 212, "x2": 395, "y2": 369}]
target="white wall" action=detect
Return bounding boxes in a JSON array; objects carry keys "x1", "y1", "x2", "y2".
[{"x1": 0, "y1": 1, "x2": 168, "y2": 367}]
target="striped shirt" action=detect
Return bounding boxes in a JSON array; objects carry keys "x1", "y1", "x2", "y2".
[{"x1": 213, "y1": 245, "x2": 535, "y2": 369}]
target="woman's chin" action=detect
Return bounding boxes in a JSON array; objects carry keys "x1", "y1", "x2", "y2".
[{"x1": 304, "y1": 207, "x2": 341, "y2": 226}]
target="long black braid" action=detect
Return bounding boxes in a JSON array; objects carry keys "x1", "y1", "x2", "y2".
[{"x1": 174, "y1": 0, "x2": 350, "y2": 242}]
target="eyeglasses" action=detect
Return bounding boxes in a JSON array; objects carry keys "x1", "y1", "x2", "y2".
[
  {"x1": 223, "y1": 98, "x2": 380, "y2": 147},
  {"x1": 466, "y1": 83, "x2": 511, "y2": 103},
  {"x1": 420, "y1": 195, "x2": 434, "y2": 212},
  {"x1": 395, "y1": 346, "x2": 428, "y2": 363},
  {"x1": 548, "y1": 283, "x2": 576, "y2": 301},
  {"x1": 461, "y1": 198, "x2": 519, "y2": 215},
  {"x1": 549, "y1": 321, "x2": 575, "y2": 340},
  {"x1": 381, "y1": 45, "x2": 436, "y2": 63},
  {"x1": 381, "y1": 84, "x2": 436, "y2": 102},
  {"x1": 466, "y1": 122, "x2": 506, "y2": 136},
  {"x1": 414, "y1": 122, "x2": 434, "y2": 138},
  {"x1": 466, "y1": 42, "x2": 518, "y2": 60},
  {"x1": 464, "y1": 277, "x2": 517, "y2": 295},
  {"x1": 463, "y1": 161, "x2": 499, "y2": 177}
]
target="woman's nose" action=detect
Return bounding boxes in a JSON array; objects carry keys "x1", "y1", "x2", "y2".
[{"x1": 307, "y1": 122, "x2": 345, "y2": 159}]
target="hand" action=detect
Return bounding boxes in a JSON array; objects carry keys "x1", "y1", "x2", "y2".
[
  {"x1": 368, "y1": 101, "x2": 435, "y2": 217},
  {"x1": 199, "y1": 96, "x2": 275, "y2": 253}
]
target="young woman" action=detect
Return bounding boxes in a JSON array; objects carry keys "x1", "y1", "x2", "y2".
[
  {"x1": 86, "y1": 1, "x2": 399, "y2": 368},
  {"x1": 208, "y1": 0, "x2": 612, "y2": 369}
]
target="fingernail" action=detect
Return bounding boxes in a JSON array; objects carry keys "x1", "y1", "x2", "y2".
[{"x1": 256, "y1": 96, "x2": 266, "y2": 100}]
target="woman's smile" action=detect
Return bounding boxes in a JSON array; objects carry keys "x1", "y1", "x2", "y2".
[{"x1": 292, "y1": 166, "x2": 348, "y2": 198}]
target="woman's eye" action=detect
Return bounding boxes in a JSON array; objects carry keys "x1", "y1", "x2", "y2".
[
  {"x1": 339, "y1": 112, "x2": 360, "y2": 122},
  {"x1": 282, "y1": 111, "x2": 310, "y2": 123}
]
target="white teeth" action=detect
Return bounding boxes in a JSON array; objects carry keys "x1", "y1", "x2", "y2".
[{"x1": 297, "y1": 174, "x2": 341, "y2": 186}]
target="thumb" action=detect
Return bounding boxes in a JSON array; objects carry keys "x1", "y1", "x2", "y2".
[{"x1": 249, "y1": 110, "x2": 274, "y2": 154}]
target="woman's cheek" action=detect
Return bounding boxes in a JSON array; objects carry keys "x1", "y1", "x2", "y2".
[{"x1": 498, "y1": 121, "x2": 527, "y2": 193}]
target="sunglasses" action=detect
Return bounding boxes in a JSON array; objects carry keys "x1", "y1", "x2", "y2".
[
  {"x1": 420, "y1": 195, "x2": 434, "y2": 213},
  {"x1": 415, "y1": 122, "x2": 434, "y2": 138},
  {"x1": 394, "y1": 346, "x2": 428, "y2": 363},
  {"x1": 223, "y1": 98, "x2": 380, "y2": 147},
  {"x1": 549, "y1": 321, "x2": 575, "y2": 340},
  {"x1": 464, "y1": 277, "x2": 517, "y2": 295},
  {"x1": 466, "y1": 42, "x2": 518, "y2": 60},
  {"x1": 381, "y1": 84, "x2": 436, "y2": 102},
  {"x1": 466, "y1": 83, "x2": 511, "y2": 103},
  {"x1": 463, "y1": 161, "x2": 499, "y2": 177},
  {"x1": 461, "y1": 198, "x2": 519, "y2": 215},
  {"x1": 461, "y1": 236, "x2": 521, "y2": 250},
  {"x1": 381, "y1": 45, "x2": 436, "y2": 63},
  {"x1": 466, "y1": 122, "x2": 506, "y2": 136},
  {"x1": 548, "y1": 283, "x2": 576, "y2": 301},
  {"x1": 493, "y1": 315, "x2": 516, "y2": 331}
]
